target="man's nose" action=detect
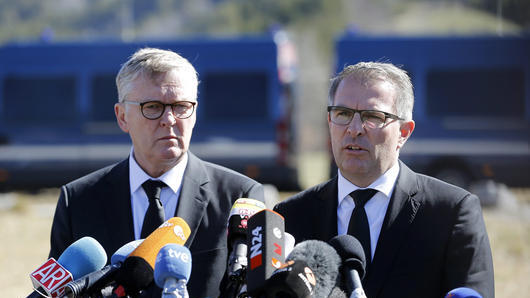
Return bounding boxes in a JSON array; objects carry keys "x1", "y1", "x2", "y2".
[
  {"x1": 346, "y1": 113, "x2": 364, "y2": 136},
  {"x1": 159, "y1": 105, "x2": 177, "y2": 126}
]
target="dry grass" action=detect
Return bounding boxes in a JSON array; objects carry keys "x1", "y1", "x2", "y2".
[{"x1": 1, "y1": 188, "x2": 528, "y2": 297}]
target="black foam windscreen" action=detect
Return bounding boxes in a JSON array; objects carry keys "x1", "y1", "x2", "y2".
[
  {"x1": 116, "y1": 256, "x2": 154, "y2": 292},
  {"x1": 265, "y1": 260, "x2": 316, "y2": 298},
  {"x1": 286, "y1": 240, "x2": 341, "y2": 298},
  {"x1": 328, "y1": 235, "x2": 366, "y2": 279}
]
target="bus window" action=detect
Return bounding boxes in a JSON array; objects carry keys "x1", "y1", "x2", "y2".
[
  {"x1": 3, "y1": 75, "x2": 76, "y2": 124},
  {"x1": 426, "y1": 68, "x2": 525, "y2": 118},
  {"x1": 91, "y1": 74, "x2": 118, "y2": 122},
  {"x1": 201, "y1": 72, "x2": 269, "y2": 122}
]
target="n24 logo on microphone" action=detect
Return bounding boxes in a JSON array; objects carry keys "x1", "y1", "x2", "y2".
[
  {"x1": 30, "y1": 258, "x2": 73, "y2": 298},
  {"x1": 249, "y1": 226, "x2": 263, "y2": 270}
]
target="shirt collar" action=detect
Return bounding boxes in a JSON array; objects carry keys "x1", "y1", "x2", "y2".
[
  {"x1": 129, "y1": 146, "x2": 188, "y2": 195},
  {"x1": 337, "y1": 161, "x2": 400, "y2": 206}
]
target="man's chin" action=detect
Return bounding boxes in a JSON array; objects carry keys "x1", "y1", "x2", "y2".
[{"x1": 158, "y1": 147, "x2": 185, "y2": 162}]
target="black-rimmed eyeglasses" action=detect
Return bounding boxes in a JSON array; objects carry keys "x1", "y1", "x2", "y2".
[
  {"x1": 327, "y1": 106, "x2": 403, "y2": 129},
  {"x1": 123, "y1": 100, "x2": 196, "y2": 120}
]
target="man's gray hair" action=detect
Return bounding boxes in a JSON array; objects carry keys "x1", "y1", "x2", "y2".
[
  {"x1": 328, "y1": 62, "x2": 414, "y2": 120},
  {"x1": 116, "y1": 47, "x2": 198, "y2": 102}
]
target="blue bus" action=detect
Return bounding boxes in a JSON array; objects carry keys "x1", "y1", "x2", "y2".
[
  {"x1": 334, "y1": 34, "x2": 529, "y2": 188},
  {"x1": 0, "y1": 32, "x2": 300, "y2": 191}
]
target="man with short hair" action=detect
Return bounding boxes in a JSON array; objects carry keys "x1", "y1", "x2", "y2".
[
  {"x1": 274, "y1": 62, "x2": 494, "y2": 297},
  {"x1": 49, "y1": 48, "x2": 264, "y2": 297}
]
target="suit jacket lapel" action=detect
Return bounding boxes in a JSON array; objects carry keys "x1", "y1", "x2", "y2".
[
  {"x1": 175, "y1": 153, "x2": 210, "y2": 247},
  {"x1": 314, "y1": 177, "x2": 339, "y2": 242},
  {"x1": 101, "y1": 159, "x2": 136, "y2": 250},
  {"x1": 364, "y1": 161, "x2": 421, "y2": 297}
]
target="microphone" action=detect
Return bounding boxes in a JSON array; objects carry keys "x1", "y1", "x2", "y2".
[
  {"x1": 116, "y1": 217, "x2": 191, "y2": 294},
  {"x1": 221, "y1": 198, "x2": 266, "y2": 298},
  {"x1": 328, "y1": 235, "x2": 366, "y2": 298},
  {"x1": 445, "y1": 287, "x2": 483, "y2": 298},
  {"x1": 63, "y1": 239, "x2": 144, "y2": 298},
  {"x1": 246, "y1": 209, "x2": 286, "y2": 296},
  {"x1": 286, "y1": 240, "x2": 341, "y2": 298},
  {"x1": 264, "y1": 260, "x2": 316, "y2": 298},
  {"x1": 27, "y1": 236, "x2": 107, "y2": 298},
  {"x1": 111, "y1": 239, "x2": 144, "y2": 265},
  {"x1": 227, "y1": 198, "x2": 266, "y2": 275},
  {"x1": 154, "y1": 244, "x2": 192, "y2": 298}
]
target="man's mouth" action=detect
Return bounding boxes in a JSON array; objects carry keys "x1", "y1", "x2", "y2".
[{"x1": 346, "y1": 145, "x2": 363, "y2": 151}]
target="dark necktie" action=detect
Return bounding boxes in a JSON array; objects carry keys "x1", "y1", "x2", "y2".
[
  {"x1": 141, "y1": 180, "x2": 167, "y2": 238},
  {"x1": 347, "y1": 188, "x2": 378, "y2": 267}
]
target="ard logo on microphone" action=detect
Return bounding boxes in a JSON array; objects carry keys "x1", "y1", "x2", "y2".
[
  {"x1": 30, "y1": 258, "x2": 73, "y2": 298},
  {"x1": 249, "y1": 225, "x2": 263, "y2": 269}
]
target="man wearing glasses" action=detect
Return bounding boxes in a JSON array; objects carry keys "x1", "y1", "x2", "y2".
[
  {"x1": 274, "y1": 62, "x2": 494, "y2": 297},
  {"x1": 48, "y1": 48, "x2": 264, "y2": 297}
]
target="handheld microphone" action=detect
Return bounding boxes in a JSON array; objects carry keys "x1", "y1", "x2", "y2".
[
  {"x1": 111, "y1": 239, "x2": 144, "y2": 265},
  {"x1": 227, "y1": 198, "x2": 266, "y2": 275},
  {"x1": 154, "y1": 244, "x2": 192, "y2": 298},
  {"x1": 221, "y1": 198, "x2": 266, "y2": 298},
  {"x1": 63, "y1": 239, "x2": 144, "y2": 298},
  {"x1": 116, "y1": 217, "x2": 191, "y2": 294},
  {"x1": 445, "y1": 287, "x2": 483, "y2": 298},
  {"x1": 286, "y1": 240, "x2": 341, "y2": 298},
  {"x1": 246, "y1": 209, "x2": 286, "y2": 296},
  {"x1": 328, "y1": 235, "x2": 366, "y2": 298},
  {"x1": 27, "y1": 237, "x2": 107, "y2": 298},
  {"x1": 264, "y1": 260, "x2": 316, "y2": 298}
]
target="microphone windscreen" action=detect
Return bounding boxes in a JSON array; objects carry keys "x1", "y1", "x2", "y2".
[
  {"x1": 110, "y1": 239, "x2": 144, "y2": 266},
  {"x1": 119, "y1": 217, "x2": 191, "y2": 291},
  {"x1": 154, "y1": 244, "x2": 192, "y2": 288},
  {"x1": 57, "y1": 236, "x2": 107, "y2": 279},
  {"x1": 266, "y1": 260, "x2": 316, "y2": 298},
  {"x1": 328, "y1": 286, "x2": 348, "y2": 298},
  {"x1": 227, "y1": 198, "x2": 266, "y2": 243},
  {"x1": 129, "y1": 217, "x2": 191, "y2": 268},
  {"x1": 286, "y1": 240, "x2": 341, "y2": 298},
  {"x1": 328, "y1": 235, "x2": 366, "y2": 278},
  {"x1": 445, "y1": 287, "x2": 483, "y2": 298}
]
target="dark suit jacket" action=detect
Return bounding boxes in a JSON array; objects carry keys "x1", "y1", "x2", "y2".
[
  {"x1": 273, "y1": 161, "x2": 494, "y2": 298},
  {"x1": 49, "y1": 152, "x2": 265, "y2": 298}
]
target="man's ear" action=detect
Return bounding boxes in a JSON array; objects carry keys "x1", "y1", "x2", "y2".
[
  {"x1": 397, "y1": 120, "x2": 415, "y2": 149},
  {"x1": 115, "y1": 103, "x2": 129, "y2": 133}
]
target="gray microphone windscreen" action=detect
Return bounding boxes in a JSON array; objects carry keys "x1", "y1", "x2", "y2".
[{"x1": 286, "y1": 240, "x2": 341, "y2": 298}]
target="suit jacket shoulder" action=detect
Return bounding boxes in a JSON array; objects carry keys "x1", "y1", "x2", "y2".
[
  {"x1": 49, "y1": 159, "x2": 133, "y2": 259},
  {"x1": 368, "y1": 161, "x2": 494, "y2": 298},
  {"x1": 274, "y1": 177, "x2": 338, "y2": 243}
]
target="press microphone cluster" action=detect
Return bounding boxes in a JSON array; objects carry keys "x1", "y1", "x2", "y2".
[
  {"x1": 243, "y1": 231, "x2": 368, "y2": 298},
  {"x1": 29, "y1": 216, "x2": 192, "y2": 298}
]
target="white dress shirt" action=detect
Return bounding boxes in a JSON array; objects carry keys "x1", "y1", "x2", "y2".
[
  {"x1": 336, "y1": 162, "x2": 400, "y2": 259},
  {"x1": 128, "y1": 147, "x2": 188, "y2": 239}
]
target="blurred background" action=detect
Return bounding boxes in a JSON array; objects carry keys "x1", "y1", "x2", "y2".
[{"x1": 0, "y1": 0, "x2": 528, "y2": 296}]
